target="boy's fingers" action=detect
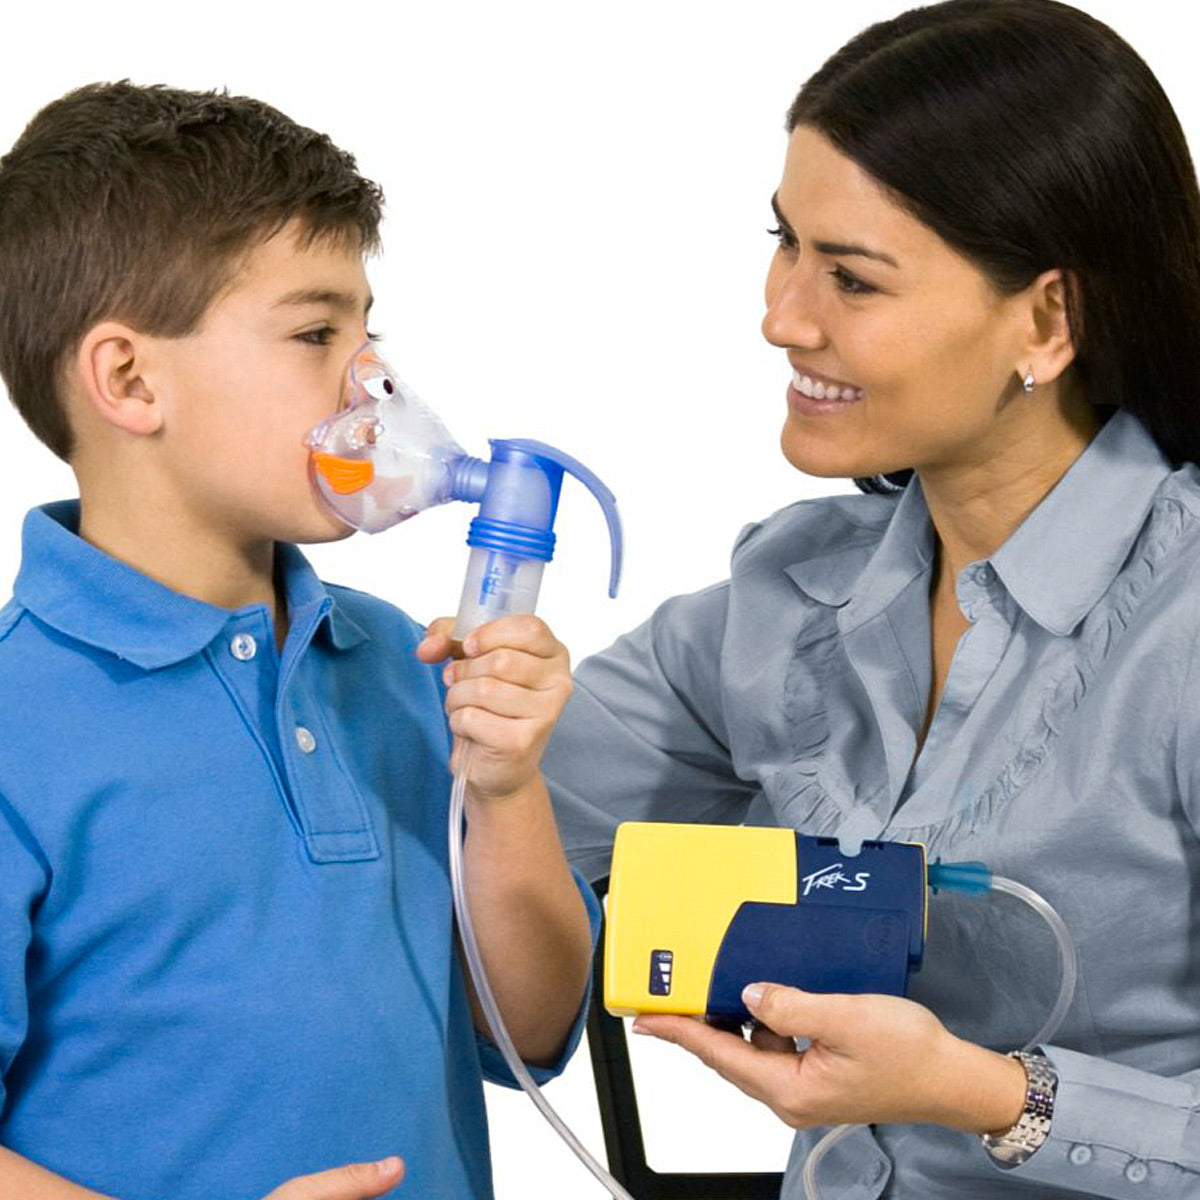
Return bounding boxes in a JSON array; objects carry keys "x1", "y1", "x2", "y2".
[
  {"x1": 416, "y1": 618, "x2": 462, "y2": 662},
  {"x1": 445, "y1": 647, "x2": 568, "y2": 690},
  {"x1": 444, "y1": 677, "x2": 546, "y2": 720},
  {"x1": 263, "y1": 1155, "x2": 404, "y2": 1199},
  {"x1": 460, "y1": 615, "x2": 563, "y2": 660}
]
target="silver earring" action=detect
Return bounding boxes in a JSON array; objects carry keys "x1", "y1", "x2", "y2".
[{"x1": 1022, "y1": 369, "x2": 1035, "y2": 396}]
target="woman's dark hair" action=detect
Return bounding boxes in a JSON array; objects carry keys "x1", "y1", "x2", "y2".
[
  {"x1": 0, "y1": 82, "x2": 384, "y2": 463},
  {"x1": 786, "y1": 0, "x2": 1200, "y2": 486}
]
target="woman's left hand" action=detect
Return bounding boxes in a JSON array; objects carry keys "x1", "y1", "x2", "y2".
[{"x1": 632, "y1": 984, "x2": 1027, "y2": 1134}]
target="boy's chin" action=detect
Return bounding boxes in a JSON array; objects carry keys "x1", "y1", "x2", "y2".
[{"x1": 278, "y1": 506, "x2": 360, "y2": 546}]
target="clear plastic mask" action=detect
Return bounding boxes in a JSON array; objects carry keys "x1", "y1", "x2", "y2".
[{"x1": 305, "y1": 342, "x2": 465, "y2": 533}]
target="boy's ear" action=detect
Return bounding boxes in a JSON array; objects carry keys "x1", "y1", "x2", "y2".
[
  {"x1": 74, "y1": 322, "x2": 163, "y2": 437},
  {"x1": 1016, "y1": 268, "x2": 1077, "y2": 387}
]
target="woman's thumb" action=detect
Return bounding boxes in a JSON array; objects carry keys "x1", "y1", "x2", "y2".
[{"x1": 742, "y1": 982, "x2": 843, "y2": 1041}]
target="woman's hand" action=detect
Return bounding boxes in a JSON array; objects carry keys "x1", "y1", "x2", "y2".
[
  {"x1": 633, "y1": 984, "x2": 1027, "y2": 1134},
  {"x1": 416, "y1": 615, "x2": 572, "y2": 804}
]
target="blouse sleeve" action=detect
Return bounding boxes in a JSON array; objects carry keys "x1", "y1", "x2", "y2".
[
  {"x1": 997, "y1": 1046, "x2": 1200, "y2": 1197},
  {"x1": 1008, "y1": 615, "x2": 1200, "y2": 1196},
  {"x1": 542, "y1": 579, "x2": 759, "y2": 882}
]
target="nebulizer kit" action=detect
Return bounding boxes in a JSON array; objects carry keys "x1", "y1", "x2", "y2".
[{"x1": 306, "y1": 343, "x2": 1079, "y2": 1200}]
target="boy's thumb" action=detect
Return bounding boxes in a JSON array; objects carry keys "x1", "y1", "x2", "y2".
[{"x1": 264, "y1": 1155, "x2": 405, "y2": 1199}]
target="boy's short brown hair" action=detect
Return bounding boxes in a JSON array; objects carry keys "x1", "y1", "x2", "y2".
[{"x1": 0, "y1": 81, "x2": 385, "y2": 462}]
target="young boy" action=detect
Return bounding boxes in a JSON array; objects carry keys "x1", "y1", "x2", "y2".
[{"x1": 0, "y1": 82, "x2": 598, "y2": 1200}]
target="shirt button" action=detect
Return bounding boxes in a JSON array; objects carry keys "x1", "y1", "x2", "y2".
[
  {"x1": 1068, "y1": 1144, "x2": 1094, "y2": 1166},
  {"x1": 1124, "y1": 1161, "x2": 1149, "y2": 1184},
  {"x1": 976, "y1": 563, "x2": 995, "y2": 583},
  {"x1": 229, "y1": 633, "x2": 257, "y2": 661},
  {"x1": 294, "y1": 726, "x2": 317, "y2": 754}
]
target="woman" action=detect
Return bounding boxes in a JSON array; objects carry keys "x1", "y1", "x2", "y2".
[{"x1": 539, "y1": 1, "x2": 1200, "y2": 1196}]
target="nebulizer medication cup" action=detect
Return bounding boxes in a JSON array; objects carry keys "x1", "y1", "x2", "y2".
[{"x1": 306, "y1": 343, "x2": 635, "y2": 1200}]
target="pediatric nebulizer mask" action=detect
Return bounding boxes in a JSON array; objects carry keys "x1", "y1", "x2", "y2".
[{"x1": 306, "y1": 342, "x2": 636, "y2": 1200}]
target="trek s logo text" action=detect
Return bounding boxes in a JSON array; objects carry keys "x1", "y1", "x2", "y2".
[{"x1": 801, "y1": 862, "x2": 871, "y2": 897}]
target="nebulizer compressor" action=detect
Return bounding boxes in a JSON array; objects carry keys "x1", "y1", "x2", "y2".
[{"x1": 306, "y1": 343, "x2": 1079, "y2": 1200}]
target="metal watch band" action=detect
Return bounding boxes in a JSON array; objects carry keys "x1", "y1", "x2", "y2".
[{"x1": 980, "y1": 1050, "x2": 1058, "y2": 1168}]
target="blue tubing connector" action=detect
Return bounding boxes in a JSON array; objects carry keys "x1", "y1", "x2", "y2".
[{"x1": 927, "y1": 859, "x2": 993, "y2": 896}]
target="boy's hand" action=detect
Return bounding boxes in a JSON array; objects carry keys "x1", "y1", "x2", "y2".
[
  {"x1": 262, "y1": 1156, "x2": 404, "y2": 1198},
  {"x1": 417, "y1": 615, "x2": 572, "y2": 803}
]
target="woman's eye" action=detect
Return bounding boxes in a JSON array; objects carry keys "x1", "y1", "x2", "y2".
[
  {"x1": 830, "y1": 265, "x2": 877, "y2": 296},
  {"x1": 767, "y1": 225, "x2": 798, "y2": 251}
]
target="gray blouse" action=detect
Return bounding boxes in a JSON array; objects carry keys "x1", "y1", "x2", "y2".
[{"x1": 542, "y1": 408, "x2": 1200, "y2": 1199}]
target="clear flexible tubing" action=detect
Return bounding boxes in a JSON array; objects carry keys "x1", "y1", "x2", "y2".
[
  {"x1": 802, "y1": 871, "x2": 1079, "y2": 1200},
  {"x1": 448, "y1": 740, "x2": 638, "y2": 1200}
]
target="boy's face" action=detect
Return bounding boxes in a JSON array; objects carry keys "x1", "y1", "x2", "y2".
[{"x1": 147, "y1": 219, "x2": 374, "y2": 547}]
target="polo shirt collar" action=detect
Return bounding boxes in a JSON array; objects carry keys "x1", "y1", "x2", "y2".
[
  {"x1": 783, "y1": 408, "x2": 1170, "y2": 637},
  {"x1": 13, "y1": 500, "x2": 368, "y2": 670}
]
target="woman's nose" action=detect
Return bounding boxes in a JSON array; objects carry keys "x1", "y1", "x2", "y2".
[{"x1": 762, "y1": 261, "x2": 825, "y2": 352}]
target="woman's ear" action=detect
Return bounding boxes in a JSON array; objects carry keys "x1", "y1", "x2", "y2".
[
  {"x1": 1019, "y1": 268, "x2": 1078, "y2": 387},
  {"x1": 73, "y1": 321, "x2": 163, "y2": 438}
]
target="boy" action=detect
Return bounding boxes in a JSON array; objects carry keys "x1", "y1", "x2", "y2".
[{"x1": 0, "y1": 82, "x2": 598, "y2": 1199}]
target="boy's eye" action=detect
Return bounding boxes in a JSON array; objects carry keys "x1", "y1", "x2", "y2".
[
  {"x1": 296, "y1": 326, "x2": 336, "y2": 346},
  {"x1": 296, "y1": 328, "x2": 385, "y2": 347},
  {"x1": 829, "y1": 265, "x2": 877, "y2": 296}
]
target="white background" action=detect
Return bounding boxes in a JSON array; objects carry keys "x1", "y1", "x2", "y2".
[{"x1": 0, "y1": 2, "x2": 1193, "y2": 1195}]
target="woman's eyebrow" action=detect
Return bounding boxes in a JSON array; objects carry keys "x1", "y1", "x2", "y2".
[{"x1": 770, "y1": 192, "x2": 899, "y2": 269}]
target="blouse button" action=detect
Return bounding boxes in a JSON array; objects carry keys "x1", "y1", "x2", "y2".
[
  {"x1": 1068, "y1": 1144, "x2": 1093, "y2": 1166},
  {"x1": 1124, "y1": 1161, "x2": 1149, "y2": 1184},
  {"x1": 295, "y1": 726, "x2": 317, "y2": 754},
  {"x1": 230, "y1": 633, "x2": 257, "y2": 661}
]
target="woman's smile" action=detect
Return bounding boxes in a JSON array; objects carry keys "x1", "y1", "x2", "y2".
[{"x1": 788, "y1": 365, "x2": 866, "y2": 415}]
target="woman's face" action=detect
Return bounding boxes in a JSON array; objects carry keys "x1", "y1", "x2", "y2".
[{"x1": 764, "y1": 125, "x2": 1034, "y2": 480}]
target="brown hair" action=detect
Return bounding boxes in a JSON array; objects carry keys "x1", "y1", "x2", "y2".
[{"x1": 0, "y1": 81, "x2": 385, "y2": 462}]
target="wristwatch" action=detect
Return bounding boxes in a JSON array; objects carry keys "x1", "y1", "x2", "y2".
[{"x1": 980, "y1": 1050, "x2": 1058, "y2": 1167}]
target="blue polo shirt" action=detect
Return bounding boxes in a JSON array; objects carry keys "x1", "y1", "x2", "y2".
[{"x1": 0, "y1": 499, "x2": 598, "y2": 1200}]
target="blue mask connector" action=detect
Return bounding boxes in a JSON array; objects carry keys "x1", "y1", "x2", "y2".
[{"x1": 449, "y1": 438, "x2": 623, "y2": 637}]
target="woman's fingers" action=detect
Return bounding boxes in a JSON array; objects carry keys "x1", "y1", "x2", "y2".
[
  {"x1": 743, "y1": 984, "x2": 852, "y2": 1043},
  {"x1": 632, "y1": 1015, "x2": 802, "y2": 1117},
  {"x1": 749, "y1": 1023, "x2": 796, "y2": 1054}
]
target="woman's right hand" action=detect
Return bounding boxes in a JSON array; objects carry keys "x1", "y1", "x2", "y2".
[{"x1": 261, "y1": 1156, "x2": 404, "y2": 1199}]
